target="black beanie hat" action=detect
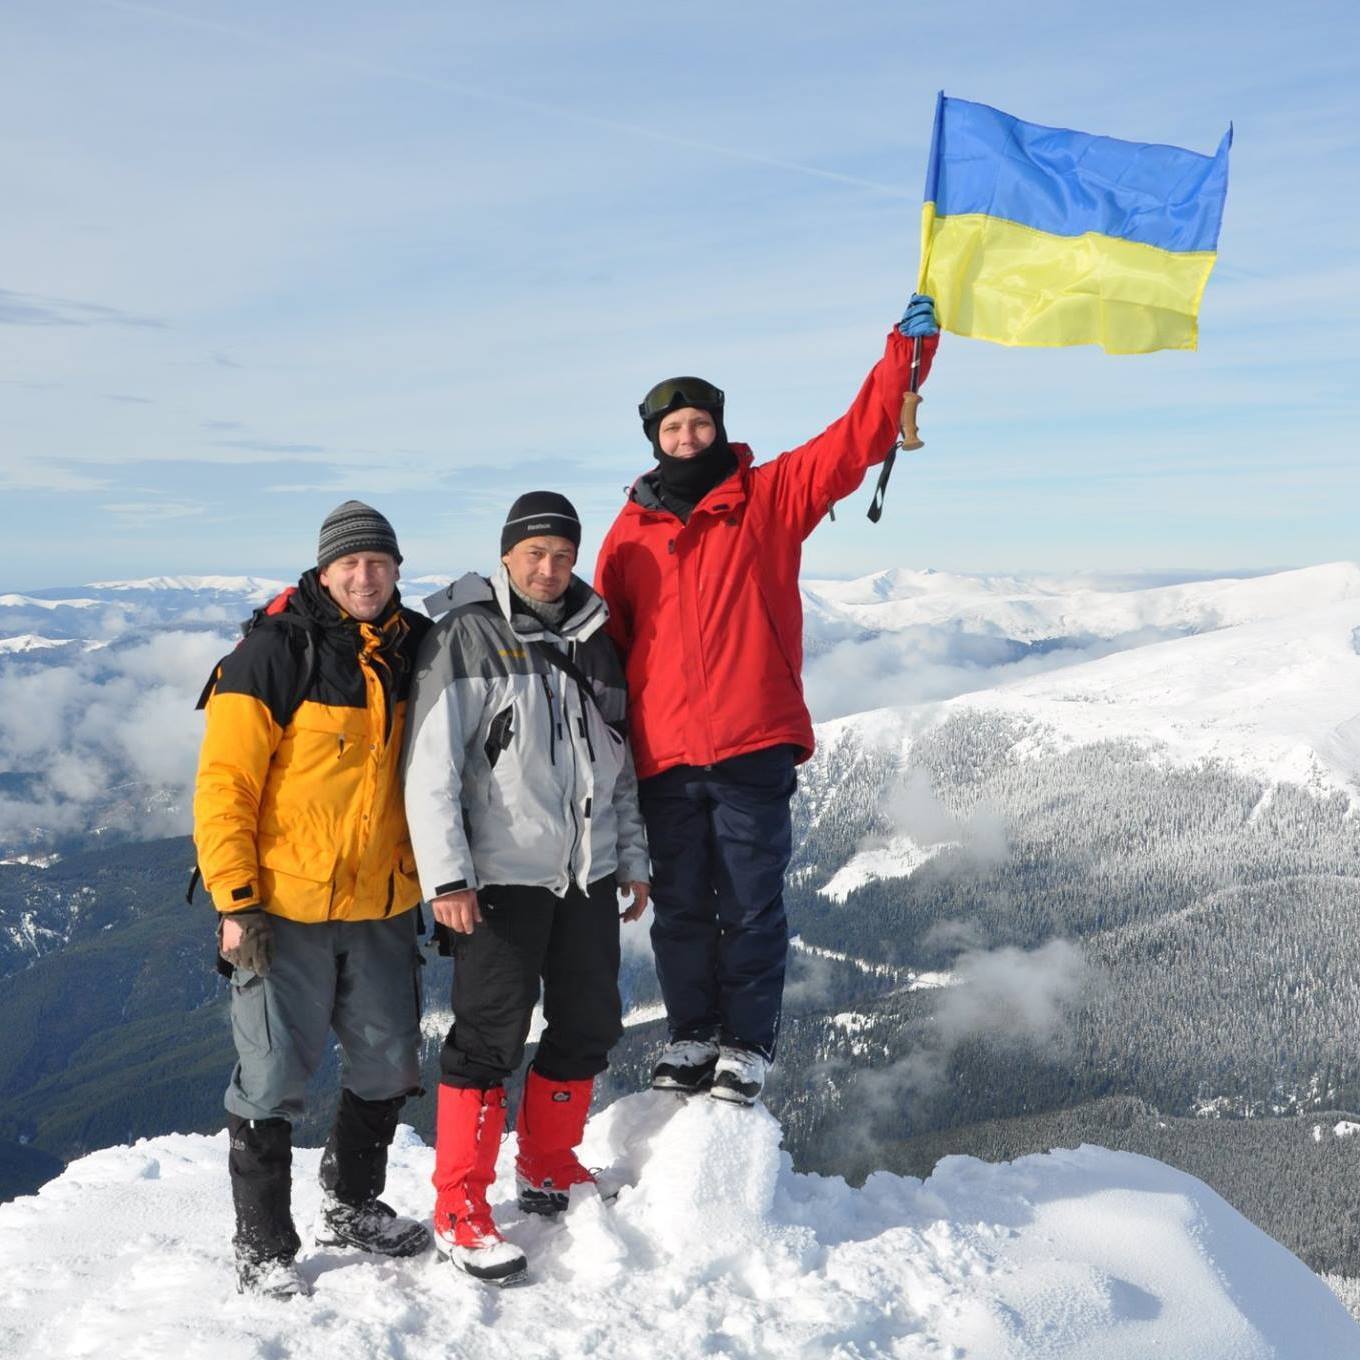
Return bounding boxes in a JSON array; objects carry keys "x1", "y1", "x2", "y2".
[
  {"x1": 317, "y1": 500, "x2": 402, "y2": 570},
  {"x1": 501, "y1": 491, "x2": 582, "y2": 556}
]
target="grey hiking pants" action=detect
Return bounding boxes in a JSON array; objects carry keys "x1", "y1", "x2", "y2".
[{"x1": 224, "y1": 910, "x2": 424, "y2": 1122}]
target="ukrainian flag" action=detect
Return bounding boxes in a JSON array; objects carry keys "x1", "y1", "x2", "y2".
[{"x1": 920, "y1": 94, "x2": 1232, "y2": 354}]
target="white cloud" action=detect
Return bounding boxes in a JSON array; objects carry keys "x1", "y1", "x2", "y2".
[
  {"x1": 937, "y1": 940, "x2": 1095, "y2": 1049},
  {"x1": 0, "y1": 630, "x2": 230, "y2": 847},
  {"x1": 101, "y1": 502, "x2": 207, "y2": 524},
  {"x1": 802, "y1": 625, "x2": 1192, "y2": 722},
  {"x1": 858, "y1": 767, "x2": 1009, "y2": 875},
  {"x1": 849, "y1": 939, "x2": 1098, "y2": 1119}
]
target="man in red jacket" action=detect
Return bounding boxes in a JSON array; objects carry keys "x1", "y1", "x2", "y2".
[{"x1": 594, "y1": 297, "x2": 940, "y2": 1103}]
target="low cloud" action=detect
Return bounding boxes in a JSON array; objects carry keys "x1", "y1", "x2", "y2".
[
  {"x1": 938, "y1": 940, "x2": 1094, "y2": 1048},
  {"x1": 782, "y1": 947, "x2": 839, "y2": 1011},
  {"x1": 0, "y1": 630, "x2": 231, "y2": 849},
  {"x1": 850, "y1": 938, "x2": 1099, "y2": 1121},
  {"x1": 860, "y1": 768, "x2": 1009, "y2": 873},
  {"x1": 803, "y1": 625, "x2": 1190, "y2": 722}
]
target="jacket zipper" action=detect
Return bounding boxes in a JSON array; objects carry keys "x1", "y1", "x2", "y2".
[
  {"x1": 577, "y1": 685, "x2": 597, "y2": 762},
  {"x1": 541, "y1": 674, "x2": 558, "y2": 765}
]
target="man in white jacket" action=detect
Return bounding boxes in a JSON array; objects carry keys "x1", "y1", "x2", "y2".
[{"x1": 403, "y1": 491, "x2": 649, "y2": 1285}]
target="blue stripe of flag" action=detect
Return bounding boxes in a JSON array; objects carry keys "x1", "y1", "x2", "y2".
[{"x1": 924, "y1": 94, "x2": 1232, "y2": 254}]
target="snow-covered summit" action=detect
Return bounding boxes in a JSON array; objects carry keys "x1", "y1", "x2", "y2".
[
  {"x1": 0, "y1": 594, "x2": 103, "y2": 611},
  {"x1": 0, "y1": 634, "x2": 87, "y2": 654},
  {"x1": 1, "y1": 1094, "x2": 1353, "y2": 1358}
]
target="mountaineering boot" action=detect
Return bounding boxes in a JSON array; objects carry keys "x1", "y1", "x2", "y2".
[
  {"x1": 709, "y1": 1046, "x2": 769, "y2": 1106},
  {"x1": 234, "y1": 1253, "x2": 312, "y2": 1300},
  {"x1": 227, "y1": 1114, "x2": 309, "y2": 1297},
  {"x1": 515, "y1": 1070, "x2": 596, "y2": 1215},
  {"x1": 315, "y1": 1088, "x2": 430, "y2": 1256},
  {"x1": 431, "y1": 1084, "x2": 527, "y2": 1286},
  {"x1": 651, "y1": 1037, "x2": 720, "y2": 1094},
  {"x1": 316, "y1": 1193, "x2": 431, "y2": 1257}
]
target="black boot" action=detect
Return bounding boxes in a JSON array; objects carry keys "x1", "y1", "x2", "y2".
[
  {"x1": 316, "y1": 1089, "x2": 430, "y2": 1257},
  {"x1": 228, "y1": 1114, "x2": 309, "y2": 1297}
]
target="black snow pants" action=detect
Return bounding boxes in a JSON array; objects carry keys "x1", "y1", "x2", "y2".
[{"x1": 439, "y1": 876, "x2": 623, "y2": 1089}]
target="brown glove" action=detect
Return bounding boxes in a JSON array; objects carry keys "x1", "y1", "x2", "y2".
[{"x1": 218, "y1": 908, "x2": 274, "y2": 976}]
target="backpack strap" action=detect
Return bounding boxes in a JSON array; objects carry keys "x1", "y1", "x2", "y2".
[
  {"x1": 527, "y1": 639, "x2": 628, "y2": 745},
  {"x1": 194, "y1": 604, "x2": 320, "y2": 730},
  {"x1": 529, "y1": 640, "x2": 613, "y2": 727}
]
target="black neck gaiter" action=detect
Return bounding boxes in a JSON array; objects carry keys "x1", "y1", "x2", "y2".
[{"x1": 654, "y1": 441, "x2": 738, "y2": 518}]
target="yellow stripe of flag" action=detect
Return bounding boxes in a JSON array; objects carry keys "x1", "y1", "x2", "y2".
[{"x1": 920, "y1": 204, "x2": 1219, "y2": 355}]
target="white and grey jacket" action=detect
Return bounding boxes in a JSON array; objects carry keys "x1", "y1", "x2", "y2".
[{"x1": 403, "y1": 567, "x2": 649, "y2": 899}]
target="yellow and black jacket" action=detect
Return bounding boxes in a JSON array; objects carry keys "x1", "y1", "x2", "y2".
[{"x1": 193, "y1": 571, "x2": 431, "y2": 924}]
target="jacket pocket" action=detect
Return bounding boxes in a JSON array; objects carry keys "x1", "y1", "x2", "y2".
[
  {"x1": 483, "y1": 704, "x2": 516, "y2": 771},
  {"x1": 258, "y1": 834, "x2": 338, "y2": 883},
  {"x1": 391, "y1": 845, "x2": 421, "y2": 915},
  {"x1": 258, "y1": 835, "x2": 339, "y2": 920}
]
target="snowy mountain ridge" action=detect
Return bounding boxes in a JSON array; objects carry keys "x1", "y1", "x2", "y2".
[
  {"x1": 1, "y1": 1094, "x2": 1354, "y2": 1359},
  {"x1": 813, "y1": 593, "x2": 1360, "y2": 800},
  {"x1": 802, "y1": 561, "x2": 1360, "y2": 643},
  {"x1": 82, "y1": 575, "x2": 289, "y2": 596},
  {"x1": 948, "y1": 598, "x2": 1360, "y2": 796}
]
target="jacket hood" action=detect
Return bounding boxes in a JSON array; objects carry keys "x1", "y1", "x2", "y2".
[{"x1": 424, "y1": 568, "x2": 608, "y2": 644}]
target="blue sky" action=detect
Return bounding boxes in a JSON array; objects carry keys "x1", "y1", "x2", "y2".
[{"x1": 2, "y1": 0, "x2": 1356, "y2": 590}]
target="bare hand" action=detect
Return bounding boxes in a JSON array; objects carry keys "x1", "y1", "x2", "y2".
[
  {"x1": 432, "y1": 888, "x2": 482, "y2": 934},
  {"x1": 619, "y1": 881, "x2": 650, "y2": 923},
  {"x1": 220, "y1": 916, "x2": 244, "y2": 952}
]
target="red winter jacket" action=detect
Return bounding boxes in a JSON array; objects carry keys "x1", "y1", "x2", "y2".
[{"x1": 594, "y1": 328, "x2": 937, "y2": 780}]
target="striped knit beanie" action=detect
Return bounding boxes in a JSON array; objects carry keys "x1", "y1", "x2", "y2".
[{"x1": 317, "y1": 500, "x2": 402, "y2": 569}]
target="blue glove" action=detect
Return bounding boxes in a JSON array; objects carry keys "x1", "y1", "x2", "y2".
[{"x1": 898, "y1": 293, "x2": 939, "y2": 338}]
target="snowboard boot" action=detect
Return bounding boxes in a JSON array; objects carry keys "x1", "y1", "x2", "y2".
[
  {"x1": 431, "y1": 1084, "x2": 527, "y2": 1286},
  {"x1": 514, "y1": 1070, "x2": 596, "y2": 1215},
  {"x1": 227, "y1": 1114, "x2": 307, "y2": 1297},
  {"x1": 651, "y1": 1038, "x2": 720, "y2": 1094},
  {"x1": 315, "y1": 1088, "x2": 430, "y2": 1257},
  {"x1": 709, "y1": 1046, "x2": 769, "y2": 1106}
]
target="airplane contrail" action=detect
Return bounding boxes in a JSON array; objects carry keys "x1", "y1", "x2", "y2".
[{"x1": 97, "y1": 0, "x2": 914, "y2": 198}]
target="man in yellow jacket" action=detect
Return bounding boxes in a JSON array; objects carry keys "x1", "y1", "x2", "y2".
[{"x1": 193, "y1": 501, "x2": 432, "y2": 1298}]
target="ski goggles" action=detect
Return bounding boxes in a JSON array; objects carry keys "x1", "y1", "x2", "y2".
[{"x1": 638, "y1": 376, "x2": 725, "y2": 424}]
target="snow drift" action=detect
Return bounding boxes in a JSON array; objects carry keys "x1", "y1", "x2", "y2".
[{"x1": 2, "y1": 1093, "x2": 1354, "y2": 1358}]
